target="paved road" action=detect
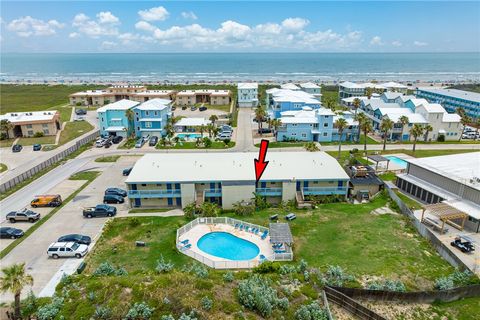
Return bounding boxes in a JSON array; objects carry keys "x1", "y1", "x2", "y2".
[{"x1": 232, "y1": 108, "x2": 256, "y2": 152}]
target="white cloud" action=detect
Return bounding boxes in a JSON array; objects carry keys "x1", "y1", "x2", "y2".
[
  {"x1": 100, "y1": 41, "x2": 117, "y2": 50},
  {"x1": 7, "y1": 16, "x2": 64, "y2": 37},
  {"x1": 135, "y1": 21, "x2": 156, "y2": 32},
  {"x1": 414, "y1": 40, "x2": 428, "y2": 47},
  {"x1": 72, "y1": 12, "x2": 119, "y2": 38},
  {"x1": 138, "y1": 6, "x2": 169, "y2": 22},
  {"x1": 69, "y1": 32, "x2": 79, "y2": 38},
  {"x1": 370, "y1": 36, "x2": 383, "y2": 45},
  {"x1": 392, "y1": 40, "x2": 402, "y2": 47},
  {"x1": 181, "y1": 11, "x2": 198, "y2": 20},
  {"x1": 281, "y1": 18, "x2": 309, "y2": 32}
]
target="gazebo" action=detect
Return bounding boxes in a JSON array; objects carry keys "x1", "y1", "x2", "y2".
[
  {"x1": 269, "y1": 223, "x2": 294, "y2": 260},
  {"x1": 421, "y1": 203, "x2": 469, "y2": 233},
  {"x1": 367, "y1": 154, "x2": 390, "y2": 172}
]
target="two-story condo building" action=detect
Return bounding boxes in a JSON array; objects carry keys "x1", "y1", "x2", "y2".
[
  {"x1": 266, "y1": 88, "x2": 321, "y2": 118},
  {"x1": 125, "y1": 152, "x2": 350, "y2": 210},
  {"x1": 276, "y1": 107, "x2": 358, "y2": 142},
  {"x1": 237, "y1": 83, "x2": 259, "y2": 107},
  {"x1": 0, "y1": 111, "x2": 61, "y2": 138},
  {"x1": 299, "y1": 82, "x2": 322, "y2": 98},
  {"x1": 133, "y1": 99, "x2": 172, "y2": 138},
  {"x1": 416, "y1": 88, "x2": 480, "y2": 119},
  {"x1": 339, "y1": 81, "x2": 408, "y2": 99},
  {"x1": 175, "y1": 90, "x2": 231, "y2": 107},
  {"x1": 69, "y1": 85, "x2": 175, "y2": 106},
  {"x1": 97, "y1": 100, "x2": 140, "y2": 137}
]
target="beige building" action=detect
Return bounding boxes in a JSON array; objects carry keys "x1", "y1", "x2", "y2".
[
  {"x1": 0, "y1": 111, "x2": 60, "y2": 138},
  {"x1": 175, "y1": 90, "x2": 231, "y2": 107},
  {"x1": 69, "y1": 85, "x2": 175, "y2": 106}
]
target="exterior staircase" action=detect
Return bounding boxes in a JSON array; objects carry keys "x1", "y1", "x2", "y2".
[
  {"x1": 296, "y1": 190, "x2": 313, "y2": 209},
  {"x1": 195, "y1": 190, "x2": 204, "y2": 206}
]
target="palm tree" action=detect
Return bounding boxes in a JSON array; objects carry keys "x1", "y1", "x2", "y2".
[
  {"x1": 423, "y1": 124, "x2": 433, "y2": 142},
  {"x1": 0, "y1": 119, "x2": 14, "y2": 140},
  {"x1": 206, "y1": 124, "x2": 214, "y2": 138},
  {"x1": 0, "y1": 263, "x2": 34, "y2": 320},
  {"x1": 335, "y1": 118, "x2": 348, "y2": 159},
  {"x1": 410, "y1": 124, "x2": 424, "y2": 153},
  {"x1": 325, "y1": 97, "x2": 336, "y2": 112},
  {"x1": 354, "y1": 112, "x2": 367, "y2": 143},
  {"x1": 352, "y1": 98, "x2": 361, "y2": 117},
  {"x1": 459, "y1": 113, "x2": 471, "y2": 141},
  {"x1": 360, "y1": 117, "x2": 373, "y2": 156},
  {"x1": 380, "y1": 118, "x2": 394, "y2": 151},
  {"x1": 398, "y1": 115, "x2": 409, "y2": 142},
  {"x1": 209, "y1": 114, "x2": 218, "y2": 125},
  {"x1": 254, "y1": 106, "x2": 267, "y2": 132},
  {"x1": 303, "y1": 142, "x2": 319, "y2": 152},
  {"x1": 270, "y1": 119, "x2": 282, "y2": 135},
  {"x1": 198, "y1": 125, "x2": 206, "y2": 138},
  {"x1": 125, "y1": 108, "x2": 135, "y2": 138},
  {"x1": 365, "y1": 88, "x2": 373, "y2": 99}
]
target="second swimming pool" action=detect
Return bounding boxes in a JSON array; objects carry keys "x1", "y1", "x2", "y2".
[{"x1": 384, "y1": 155, "x2": 408, "y2": 168}]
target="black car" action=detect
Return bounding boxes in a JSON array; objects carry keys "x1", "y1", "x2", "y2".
[
  {"x1": 75, "y1": 109, "x2": 87, "y2": 115},
  {"x1": 103, "y1": 194, "x2": 125, "y2": 204},
  {"x1": 104, "y1": 140, "x2": 112, "y2": 148},
  {"x1": 58, "y1": 234, "x2": 91, "y2": 245},
  {"x1": 149, "y1": 136, "x2": 158, "y2": 146},
  {"x1": 258, "y1": 128, "x2": 272, "y2": 134},
  {"x1": 12, "y1": 144, "x2": 22, "y2": 152},
  {"x1": 105, "y1": 187, "x2": 127, "y2": 197},
  {"x1": 33, "y1": 144, "x2": 42, "y2": 151},
  {"x1": 112, "y1": 136, "x2": 123, "y2": 144},
  {"x1": 451, "y1": 236, "x2": 475, "y2": 253},
  {"x1": 199, "y1": 106, "x2": 207, "y2": 111},
  {"x1": 0, "y1": 227, "x2": 24, "y2": 239},
  {"x1": 122, "y1": 167, "x2": 133, "y2": 176}
]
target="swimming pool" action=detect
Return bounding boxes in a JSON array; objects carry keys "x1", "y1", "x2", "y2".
[
  {"x1": 197, "y1": 232, "x2": 260, "y2": 261},
  {"x1": 177, "y1": 133, "x2": 202, "y2": 140},
  {"x1": 384, "y1": 155, "x2": 408, "y2": 168}
]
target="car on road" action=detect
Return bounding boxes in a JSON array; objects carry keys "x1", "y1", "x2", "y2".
[
  {"x1": 75, "y1": 109, "x2": 87, "y2": 115},
  {"x1": 122, "y1": 167, "x2": 133, "y2": 176},
  {"x1": 0, "y1": 227, "x2": 24, "y2": 239},
  {"x1": 12, "y1": 144, "x2": 22, "y2": 152},
  {"x1": 199, "y1": 106, "x2": 207, "y2": 111},
  {"x1": 57, "y1": 234, "x2": 91, "y2": 246},
  {"x1": 83, "y1": 204, "x2": 117, "y2": 218},
  {"x1": 149, "y1": 136, "x2": 158, "y2": 146},
  {"x1": 6, "y1": 209, "x2": 41, "y2": 223},
  {"x1": 105, "y1": 187, "x2": 127, "y2": 197},
  {"x1": 31, "y1": 194, "x2": 62, "y2": 207},
  {"x1": 103, "y1": 194, "x2": 125, "y2": 204},
  {"x1": 190, "y1": 106, "x2": 197, "y2": 111},
  {"x1": 112, "y1": 136, "x2": 123, "y2": 144},
  {"x1": 33, "y1": 144, "x2": 42, "y2": 151},
  {"x1": 47, "y1": 242, "x2": 88, "y2": 259}
]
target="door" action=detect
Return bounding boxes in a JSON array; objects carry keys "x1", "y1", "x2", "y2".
[{"x1": 59, "y1": 248, "x2": 66, "y2": 257}]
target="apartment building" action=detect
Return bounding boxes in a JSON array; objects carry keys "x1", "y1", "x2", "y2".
[
  {"x1": 339, "y1": 81, "x2": 408, "y2": 99},
  {"x1": 97, "y1": 100, "x2": 140, "y2": 137},
  {"x1": 0, "y1": 111, "x2": 60, "y2": 138},
  {"x1": 175, "y1": 90, "x2": 231, "y2": 107},
  {"x1": 266, "y1": 88, "x2": 321, "y2": 118},
  {"x1": 416, "y1": 87, "x2": 480, "y2": 119},
  {"x1": 125, "y1": 152, "x2": 350, "y2": 210},
  {"x1": 237, "y1": 83, "x2": 259, "y2": 107}
]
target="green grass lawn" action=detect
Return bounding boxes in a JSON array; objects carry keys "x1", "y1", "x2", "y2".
[
  {"x1": 321, "y1": 135, "x2": 380, "y2": 146},
  {"x1": 17, "y1": 136, "x2": 56, "y2": 146},
  {"x1": 196, "y1": 104, "x2": 231, "y2": 112},
  {"x1": 0, "y1": 163, "x2": 7, "y2": 173},
  {"x1": 394, "y1": 190, "x2": 423, "y2": 210},
  {"x1": 0, "y1": 138, "x2": 15, "y2": 148},
  {"x1": 377, "y1": 172, "x2": 397, "y2": 181},
  {"x1": 58, "y1": 121, "x2": 94, "y2": 146},
  {"x1": 118, "y1": 138, "x2": 136, "y2": 149},
  {"x1": 128, "y1": 208, "x2": 172, "y2": 214},
  {"x1": 94, "y1": 155, "x2": 121, "y2": 163},
  {"x1": 57, "y1": 105, "x2": 73, "y2": 123},
  {"x1": 156, "y1": 141, "x2": 235, "y2": 149}
]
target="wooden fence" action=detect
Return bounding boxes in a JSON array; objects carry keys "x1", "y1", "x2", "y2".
[{"x1": 0, "y1": 130, "x2": 99, "y2": 193}]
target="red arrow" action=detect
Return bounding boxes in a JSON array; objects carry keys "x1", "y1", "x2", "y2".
[{"x1": 254, "y1": 139, "x2": 269, "y2": 182}]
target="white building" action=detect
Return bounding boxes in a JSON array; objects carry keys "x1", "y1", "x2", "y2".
[
  {"x1": 339, "y1": 81, "x2": 408, "y2": 99},
  {"x1": 299, "y1": 82, "x2": 322, "y2": 98},
  {"x1": 237, "y1": 83, "x2": 259, "y2": 108},
  {"x1": 280, "y1": 83, "x2": 301, "y2": 91}
]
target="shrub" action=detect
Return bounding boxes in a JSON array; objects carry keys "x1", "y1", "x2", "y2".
[
  {"x1": 233, "y1": 201, "x2": 255, "y2": 216},
  {"x1": 201, "y1": 296, "x2": 213, "y2": 310},
  {"x1": 434, "y1": 277, "x2": 454, "y2": 290},
  {"x1": 36, "y1": 296, "x2": 64, "y2": 320},
  {"x1": 223, "y1": 271, "x2": 234, "y2": 282},
  {"x1": 319, "y1": 265, "x2": 354, "y2": 287},
  {"x1": 161, "y1": 316, "x2": 175, "y2": 320},
  {"x1": 94, "y1": 306, "x2": 112, "y2": 320},
  {"x1": 129, "y1": 218, "x2": 141, "y2": 227},
  {"x1": 88, "y1": 291, "x2": 96, "y2": 302},
  {"x1": 34, "y1": 131, "x2": 44, "y2": 138},
  {"x1": 76, "y1": 102, "x2": 82, "y2": 106},
  {"x1": 203, "y1": 137, "x2": 212, "y2": 148},
  {"x1": 198, "y1": 202, "x2": 220, "y2": 217},
  {"x1": 163, "y1": 297, "x2": 171, "y2": 305},
  {"x1": 182, "y1": 263, "x2": 209, "y2": 278},
  {"x1": 124, "y1": 302, "x2": 154, "y2": 320},
  {"x1": 93, "y1": 262, "x2": 128, "y2": 276},
  {"x1": 298, "y1": 259, "x2": 308, "y2": 273},
  {"x1": 277, "y1": 297, "x2": 289, "y2": 310},
  {"x1": 116, "y1": 267, "x2": 128, "y2": 276},
  {"x1": 156, "y1": 255, "x2": 175, "y2": 273},
  {"x1": 253, "y1": 261, "x2": 280, "y2": 274},
  {"x1": 178, "y1": 311, "x2": 198, "y2": 320},
  {"x1": 437, "y1": 134, "x2": 445, "y2": 142},
  {"x1": 223, "y1": 138, "x2": 231, "y2": 146},
  {"x1": 59, "y1": 273, "x2": 72, "y2": 286},
  {"x1": 237, "y1": 274, "x2": 285, "y2": 317},
  {"x1": 279, "y1": 264, "x2": 297, "y2": 275},
  {"x1": 434, "y1": 269, "x2": 474, "y2": 290},
  {"x1": 366, "y1": 279, "x2": 406, "y2": 292},
  {"x1": 183, "y1": 202, "x2": 197, "y2": 219},
  {"x1": 22, "y1": 290, "x2": 37, "y2": 317},
  {"x1": 294, "y1": 302, "x2": 328, "y2": 320}
]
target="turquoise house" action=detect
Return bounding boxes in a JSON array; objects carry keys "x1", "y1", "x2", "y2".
[
  {"x1": 97, "y1": 99, "x2": 140, "y2": 137},
  {"x1": 266, "y1": 88, "x2": 321, "y2": 119},
  {"x1": 133, "y1": 98, "x2": 172, "y2": 138}
]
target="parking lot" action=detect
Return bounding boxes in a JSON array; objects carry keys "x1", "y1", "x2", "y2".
[
  {"x1": 172, "y1": 105, "x2": 229, "y2": 119},
  {"x1": 0, "y1": 156, "x2": 138, "y2": 301}
]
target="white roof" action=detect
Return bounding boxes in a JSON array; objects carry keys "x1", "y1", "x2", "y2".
[
  {"x1": 405, "y1": 152, "x2": 480, "y2": 190},
  {"x1": 396, "y1": 95, "x2": 416, "y2": 103},
  {"x1": 280, "y1": 107, "x2": 335, "y2": 124},
  {"x1": 174, "y1": 117, "x2": 211, "y2": 127},
  {"x1": 281, "y1": 83, "x2": 300, "y2": 90},
  {"x1": 177, "y1": 89, "x2": 230, "y2": 96},
  {"x1": 417, "y1": 87, "x2": 480, "y2": 103},
  {"x1": 417, "y1": 103, "x2": 446, "y2": 113},
  {"x1": 408, "y1": 98, "x2": 430, "y2": 107},
  {"x1": 135, "y1": 90, "x2": 174, "y2": 96},
  {"x1": 339, "y1": 81, "x2": 385, "y2": 89},
  {"x1": 267, "y1": 88, "x2": 320, "y2": 105},
  {"x1": 383, "y1": 111, "x2": 427, "y2": 124},
  {"x1": 333, "y1": 115, "x2": 358, "y2": 126},
  {"x1": 381, "y1": 81, "x2": 408, "y2": 89},
  {"x1": 125, "y1": 152, "x2": 349, "y2": 183},
  {"x1": 70, "y1": 90, "x2": 107, "y2": 97},
  {"x1": 382, "y1": 92, "x2": 404, "y2": 100},
  {"x1": 341, "y1": 96, "x2": 371, "y2": 103},
  {"x1": 442, "y1": 113, "x2": 461, "y2": 122},
  {"x1": 0, "y1": 110, "x2": 58, "y2": 123},
  {"x1": 97, "y1": 99, "x2": 139, "y2": 112},
  {"x1": 238, "y1": 83, "x2": 258, "y2": 90},
  {"x1": 134, "y1": 98, "x2": 171, "y2": 111},
  {"x1": 299, "y1": 82, "x2": 320, "y2": 89},
  {"x1": 105, "y1": 126, "x2": 126, "y2": 131}
]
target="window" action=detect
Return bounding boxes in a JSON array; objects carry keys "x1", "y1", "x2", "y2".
[
  {"x1": 146, "y1": 111, "x2": 150, "y2": 116},
  {"x1": 301, "y1": 133, "x2": 306, "y2": 138},
  {"x1": 43, "y1": 129, "x2": 49, "y2": 135},
  {"x1": 26, "y1": 124, "x2": 32, "y2": 129},
  {"x1": 145, "y1": 122, "x2": 152, "y2": 128},
  {"x1": 141, "y1": 184, "x2": 146, "y2": 187},
  {"x1": 324, "y1": 123, "x2": 328, "y2": 127},
  {"x1": 42, "y1": 123, "x2": 48, "y2": 128},
  {"x1": 28, "y1": 130, "x2": 34, "y2": 136},
  {"x1": 154, "y1": 111, "x2": 158, "y2": 116},
  {"x1": 323, "y1": 132, "x2": 328, "y2": 137}
]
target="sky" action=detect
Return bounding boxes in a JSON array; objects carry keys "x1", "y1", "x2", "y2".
[{"x1": 1, "y1": 1, "x2": 479, "y2": 53}]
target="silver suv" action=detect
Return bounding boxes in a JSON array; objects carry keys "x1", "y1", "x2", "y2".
[
  {"x1": 47, "y1": 242, "x2": 88, "y2": 259},
  {"x1": 6, "y1": 209, "x2": 41, "y2": 223}
]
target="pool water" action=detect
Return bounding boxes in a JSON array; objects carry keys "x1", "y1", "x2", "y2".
[
  {"x1": 177, "y1": 133, "x2": 202, "y2": 140},
  {"x1": 384, "y1": 155, "x2": 408, "y2": 168},
  {"x1": 197, "y1": 232, "x2": 260, "y2": 260}
]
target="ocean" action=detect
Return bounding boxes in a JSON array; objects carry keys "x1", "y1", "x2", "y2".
[{"x1": 1, "y1": 52, "x2": 479, "y2": 84}]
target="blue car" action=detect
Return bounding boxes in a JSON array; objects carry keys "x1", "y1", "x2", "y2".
[{"x1": 33, "y1": 144, "x2": 42, "y2": 151}]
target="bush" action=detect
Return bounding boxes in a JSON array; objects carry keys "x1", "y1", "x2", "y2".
[
  {"x1": 437, "y1": 134, "x2": 445, "y2": 142},
  {"x1": 203, "y1": 137, "x2": 212, "y2": 148},
  {"x1": 237, "y1": 274, "x2": 286, "y2": 317},
  {"x1": 124, "y1": 302, "x2": 154, "y2": 320},
  {"x1": 198, "y1": 202, "x2": 220, "y2": 217},
  {"x1": 156, "y1": 255, "x2": 175, "y2": 273},
  {"x1": 94, "y1": 306, "x2": 112, "y2": 320},
  {"x1": 223, "y1": 138, "x2": 231, "y2": 146},
  {"x1": 76, "y1": 102, "x2": 82, "y2": 106},
  {"x1": 253, "y1": 261, "x2": 280, "y2": 274},
  {"x1": 182, "y1": 263, "x2": 209, "y2": 278},
  {"x1": 93, "y1": 262, "x2": 128, "y2": 276},
  {"x1": 183, "y1": 202, "x2": 197, "y2": 219},
  {"x1": 319, "y1": 265, "x2": 354, "y2": 287},
  {"x1": 233, "y1": 201, "x2": 255, "y2": 216},
  {"x1": 280, "y1": 264, "x2": 298, "y2": 275},
  {"x1": 434, "y1": 269, "x2": 474, "y2": 290},
  {"x1": 129, "y1": 218, "x2": 141, "y2": 227},
  {"x1": 223, "y1": 271, "x2": 234, "y2": 282},
  {"x1": 22, "y1": 290, "x2": 37, "y2": 317},
  {"x1": 36, "y1": 296, "x2": 64, "y2": 320},
  {"x1": 434, "y1": 277, "x2": 454, "y2": 290},
  {"x1": 161, "y1": 316, "x2": 175, "y2": 320},
  {"x1": 366, "y1": 279, "x2": 406, "y2": 292},
  {"x1": 201, "y1": 296, "x2": 213, "y2": 310},
  {"x1": 34, "y1": 131, "x2": 44, "y2": 138},
  {"x1": 294, "y1": 302, "x2": 328, "y2": 320}
]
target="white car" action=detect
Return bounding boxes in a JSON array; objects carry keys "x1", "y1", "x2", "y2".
[
  {"x1": 95, "y1": 139, "x2": 106, "y2": 147},
  {"x1": 216, "y1": 132, "x2": 232, "y2": 140},
  {"x1": 47, "y1": 242, "x2": 88, "y2": 259}
]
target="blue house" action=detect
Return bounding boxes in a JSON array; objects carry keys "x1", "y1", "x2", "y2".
[
  {"x1": 133, "y1": 98, "x2": 172, "y2": 138},
  {"x1": 266, "y1": 88, "x2": 321, "y2": 118},
  {"x1": 97, "y1": 99, "x2": 140, "y2": 137}
]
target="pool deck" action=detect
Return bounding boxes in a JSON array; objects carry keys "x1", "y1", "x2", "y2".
[{"x1": 178, "y1": 223, "x2": 275, "y2": 268}]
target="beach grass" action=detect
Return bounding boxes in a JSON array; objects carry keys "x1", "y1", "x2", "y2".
[
  {"x1": 94, "y1": 155, "x2": 121, "y2": 163},
  {"x1": 0, "y1": 163, "x2": 7, "y2": 173},
  {"x1": 57, "y1": 120, "x2": 94, "y2": 146}
]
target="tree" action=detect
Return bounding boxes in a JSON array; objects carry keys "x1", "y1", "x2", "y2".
[
  {"x1": 459, "y1": 113, "x2": 471, "y2": 141},
  {"x1": 334, "y1": 118, "x2": 348, "y2": 159},
  {"x1": 352, "y1": 98, "x2": 361, "y2": 117},
  {"x1": 410, "y1": 124, "x2": 424, "y2": 153},
  {"x1": 203, "y1": 137, "x2": 212, "y2": 148},
  {"x1": 354, "y1": 112, "x2": 368, "y2": 144},
  {"x1": 1, "y1": 263, "x2": 34, "y2": 320},
  {"x1": 360, "y1": 116, "x2": 373, "y2": 155},
  {"x1": 398, "y1": 115, "x2": 410, "y2": 142},
  {"x1": 270, "y1": 119, "x2": 282, "y2": 133},
  {"x1": 199, "y1": 202, "x2": 220, "y2": 217},
  {"x1": 206, "y1": 124, "x2": 215, "y2": 138},
  {"x1": 0, "y1": 120, "x2": 14, "y2": 140},
  {"x1": 254, "y1": 106, "x2": 267, "y2": 132},
  {"x1": 380, "y1": 118, "x2": 394, "y2": 151},
  {"x1": 183, "y1": 202, "x2": 197, "y2": 219},
  {"x1": 125, "y1": 109, "x2": 135, "y2": 138},
  {"x1": 198, "y1": 125, "x2": 206, "y2": 138},
  {"x1": 303, "y1": 142, "x2": 319, "y2": 152},
  {"x1": 423, "y1": 124, "x2": 433, "y2": 142},
  {"x1": 209, "y1": 114, "x2": 218, "y2": 125},
  {"x1": 365, "y1": 88, "x2": 373, "y2": 99},
  {"x1": 324, "y1": 97, "x2": 336, "y2": 112}
]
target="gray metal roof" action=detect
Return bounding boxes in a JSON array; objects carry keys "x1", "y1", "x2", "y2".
[
  {"x1": 269, "y1": 223, "x2": 293, "y2": 244},
  {"x1": 367, "y1": 155, "x2": 390, "y2": 163}
]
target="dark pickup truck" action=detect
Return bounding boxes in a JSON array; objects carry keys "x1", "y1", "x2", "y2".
[{"x1": 83, "y1": 204, "x2": 117, "y2": 218}]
